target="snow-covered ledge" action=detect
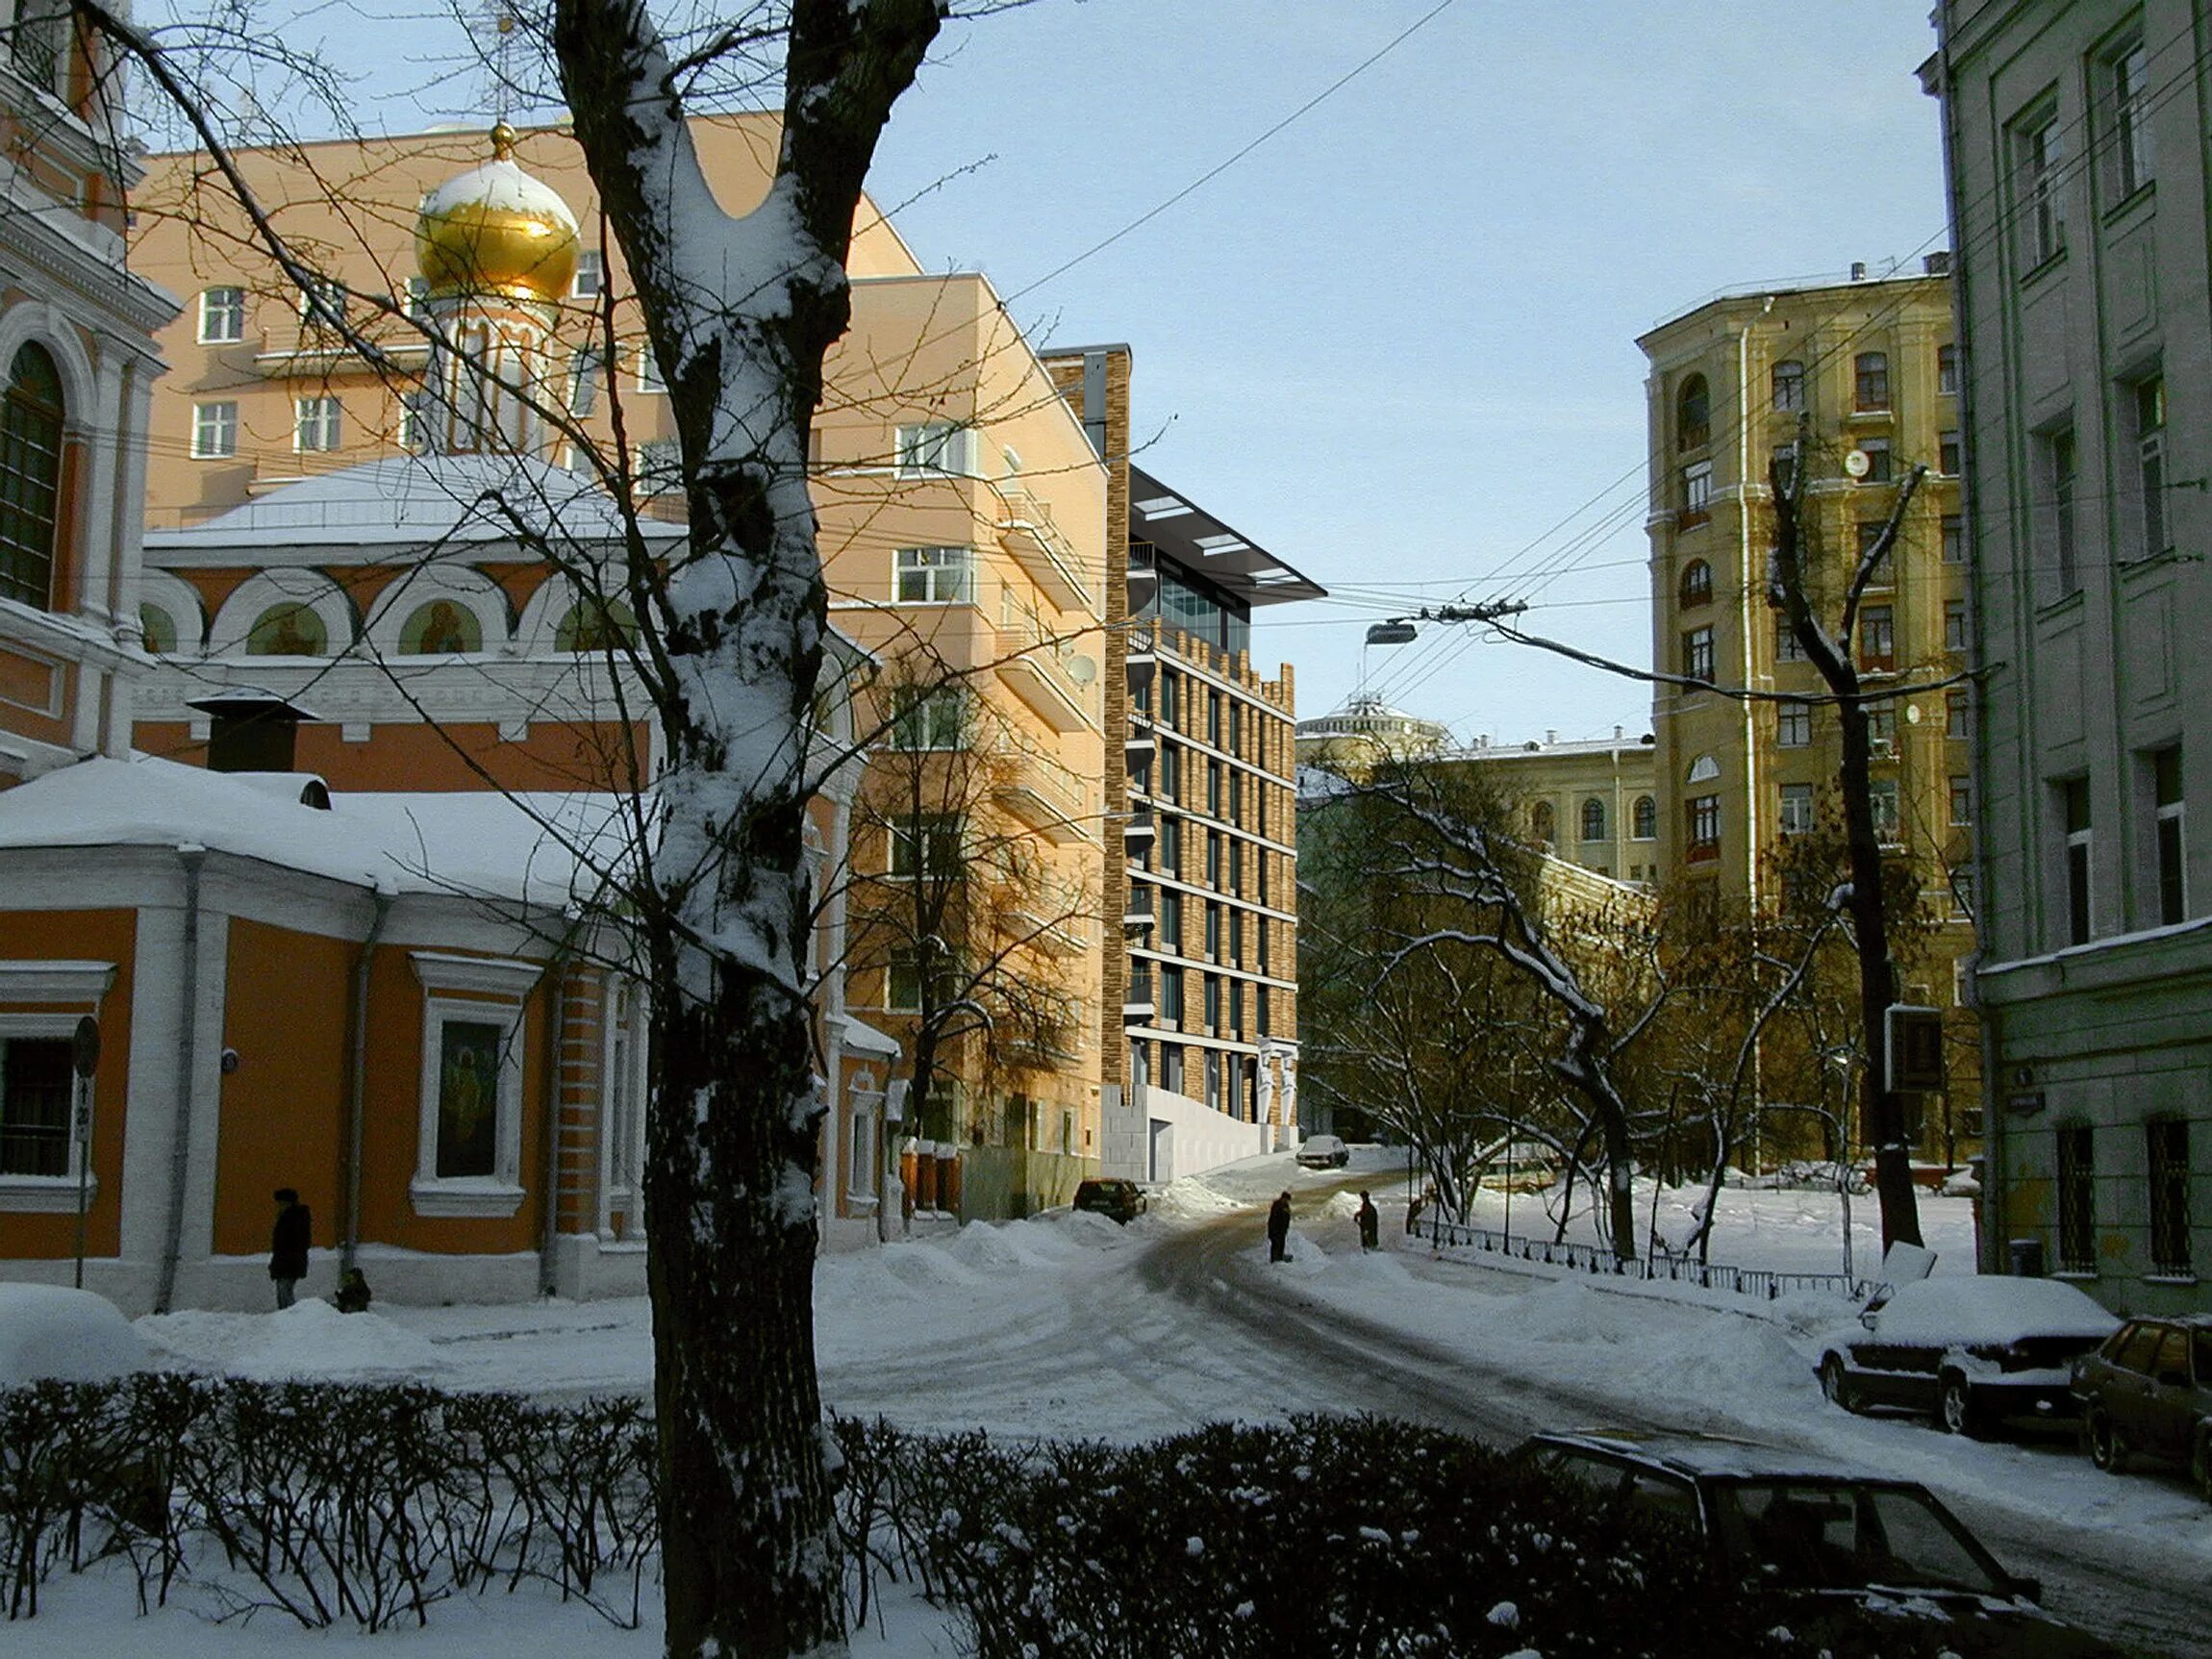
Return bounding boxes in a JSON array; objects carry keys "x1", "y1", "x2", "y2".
[{"x1": 0, "y1": 1173, "x2": 96, "y2": 1212}]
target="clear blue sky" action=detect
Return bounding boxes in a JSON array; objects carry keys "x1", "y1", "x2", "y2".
[{"x1": 148, "y1": 0, "x2": 1949, "y2": 744}]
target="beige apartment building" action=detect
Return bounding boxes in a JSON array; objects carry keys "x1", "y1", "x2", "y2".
[
  {"x1": 127, "y1": 117, "x2": 1109, "y2": 1222},
  {"x1": 1640, "y1": 268, "x2": 1980, "y2": 1152}
]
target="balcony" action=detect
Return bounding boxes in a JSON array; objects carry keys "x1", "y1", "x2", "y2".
[
  {"x1": 1122, "y1": 970, "x2": 1155, "y2": 1023},
  {"x1": 996, "y1": 490, "x2": 1096, "y2": 614},
  {"x1": 995, "y1": 742, "x2": 1092, "y2": 844},
  {"x1": 1009, "y1": 904, "x2": 1089, "y2": 957},
  {"x1": 1122, "y1": 805, "x2": 1155, "y2": 850},
  {"x1": 1124, "y1": 716, "x2": 1156, "y2": 763},
  {"x1": 1125, "y1": 618, "x2": 1158, "y2": 697},
  {"x1": 995, "y1": 608, "x2": 1090, "y2": 733},
  {"x1": 1123, "y1": 884, "x2": 1154, "y2": 930}
]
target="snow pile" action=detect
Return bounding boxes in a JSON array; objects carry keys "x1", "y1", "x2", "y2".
[
  {"x1": 139, "y1": 1298, "x2": 451, "y2": 1383},
  {"x1": 0, "y1": 1284, "x2": 147, "y2": 1385}
]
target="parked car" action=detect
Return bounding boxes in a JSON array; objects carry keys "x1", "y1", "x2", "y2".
[
  {"x1": 1518, "y1": 1429, "x2": 2120, "y2": 1657},
  {"x1": 2071, "y1": 1315, "x2": 2212, "y2": 1496},
  {"x1": 1295, "y1": 1134, "x2": 1349, "y2": 1169},
  {"x1": 1816, "y1": 1276, "x2": 2119, "y2": 1437},
  {"x1": 1070, "y1": 1178, "x2": 1147, "y2": 1225}
]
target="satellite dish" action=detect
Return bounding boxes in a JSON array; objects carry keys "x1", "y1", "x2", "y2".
[
  {"x1": 1366, "y1": 621, "x2": 1418, "y2": 646},
  {"x1": 1844, "y1": 448, "x2": 1872, "y2": 479},
  {"x1": 1067, "y1": 653, "x2": 1097, "y2": 686}
]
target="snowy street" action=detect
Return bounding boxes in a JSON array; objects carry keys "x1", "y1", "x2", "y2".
[{"x1": 101, "y1": 1149, "x2": 2212, "y2": 1659}]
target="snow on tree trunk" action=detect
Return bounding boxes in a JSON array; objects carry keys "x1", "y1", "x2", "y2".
[{"x1": 553, "y1": 4, "x2": 943, "y2": 1655}]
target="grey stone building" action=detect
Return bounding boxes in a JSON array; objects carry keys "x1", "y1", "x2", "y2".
[{"x1": 1928, "y1": 0, "x2": 2210, "y2": 1311}]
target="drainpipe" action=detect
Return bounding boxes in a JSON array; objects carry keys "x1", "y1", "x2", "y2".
[
  {"x1": 341, "y1": 882, "x2": 394, "y2": 1273},
  {"x1": 154, "y1": 845, "x2": 206, "y2": 1316},
  {"x1": 537, "y1": 948, "x2": 569, "y2": 1296}
]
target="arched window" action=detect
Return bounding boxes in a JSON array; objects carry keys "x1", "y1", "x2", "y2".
[
  {"x1": 245, "y1": 602, "x2": 329, "y2": 656},
  {"x1": 399, "y1": 599, "x2": 483, "y2": 655},
  {"x1": 1687, "y1": 753, "x2": 1722, "y2": 785},
  {"x1": 556, "y1": 597, "x2": 639, "y2": 653},
  {"x1": 1772, "y1": 360, "x2": 1805, "y2": 413},
  {"x1": 1632, "y1": 795, "x2": 1657, "y2": 841},
  {"x1": 1678, "y1": 559, "x2": 1713, "y2": 608},
  {"x1": 1675, "y1": 373, "x2": 1710, "y2": 450},
  {"x1": 1, "y1": 343, "x2": 66, "y2": 610},
  {"x1": 1580, "y1": 797, "x2": 1607, "y2": 842},
  {"x1": 140, "y1": 604, "x2": 179, "y2": 656},
  {"x1": 1531, "y1": 801, "x2": 1556, "y2": 845}
]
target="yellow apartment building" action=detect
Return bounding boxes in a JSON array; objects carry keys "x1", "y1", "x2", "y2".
[
  {"x1": 127, "y1": 117, "x2": 1109, "y2": 1221},
  {"x1": 1639, "y1": 265, "x2": 1980, "y2": 1157}
]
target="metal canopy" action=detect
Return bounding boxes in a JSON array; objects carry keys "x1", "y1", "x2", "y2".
[{"x1": 1128, "y1": 465, "x2": 1326, "y2": 609}]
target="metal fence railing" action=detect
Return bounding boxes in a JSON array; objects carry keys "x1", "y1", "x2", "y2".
[{"x1": 1416, "y1": 1215, "x2": 1879, "y2": 1303}]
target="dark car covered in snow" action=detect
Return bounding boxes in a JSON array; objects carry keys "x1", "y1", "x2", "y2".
[
  {"x1": 2072, "y1": 1315, "x2": 2212, "y2": 1496},
  {"x1": 1816, "y1": 1277, "x2": 2119, "y2": 1437},
  {"x1": 1518, "y1": 1429, "x2": 2121, "y2": 1658},
  {"x1": 1070, "y1": 1178, "x2": 1147, "y2": 1225}
]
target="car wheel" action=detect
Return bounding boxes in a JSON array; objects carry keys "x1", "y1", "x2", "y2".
[
  {"x1": 1819, "y1": 1354, "x2": 1863, "y2": 1415},
  {"x1": 1938, "y1": 1371, "x2": 1986, "y2": 1439},
  {"x1": 2086, "y1": 1405, "x2": 2126, "y2": 1472}
]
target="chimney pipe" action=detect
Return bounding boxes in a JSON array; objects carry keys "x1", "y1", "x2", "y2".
[{"x1": 187, "y1": 690, "x2": 318, "y2": 774}]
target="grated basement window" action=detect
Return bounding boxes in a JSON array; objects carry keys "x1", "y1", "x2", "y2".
[
  {"x1": 2148, "y1": 1119, "x2": 2191, "y2": 1277},
  {"x1": 2056, "y1": 1123, "x2": 2095, "y2": 1274}
]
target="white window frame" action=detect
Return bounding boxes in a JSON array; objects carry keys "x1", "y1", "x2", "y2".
[
  {"x1": 572, "y1": 249, "x2": 605, "y2": 299},
  {"x1": 1778, "y1": 783, "x2": 1816, "y2": 837},
  {"x1": 295, "y1": 278, "x2": 348, "y2": 330},
  {"x1": 0, "y1": 961, "x2": 115, "y2": 1209},
  {"x1": 894, "y1": 545, "x2": 973, "y2": 604},
  {"x1": 198, "y1": 286, "x2": 246, "y2": 344},
  {"x1": 409, "y1": 951, "x2": 540, "y2": 1217},
  {"x1": 1776, "y1": 700, "x2": 1811, "y2": 748},
  {"x1": 294, "y1": 395, "x2": 341, "y2": 453},
  {"x1": 2113, "y1": 40, "x2": 2154, "y2": 197},
  {"x1": 191, "y1": 400, "x2": 238, "y2": 459},
  {"x1": 846, "y1": 1070, "x2": 882, "y2": 1203},
  {"x1": 2022, "y1": 112, "x2": 2065, "y2": 266},
  {"x1": 895, "y1": 421, "x2": 975, "y2": 479},
  {"x1": 636, "y1": 342, "x2": 666, "y2": 394}
]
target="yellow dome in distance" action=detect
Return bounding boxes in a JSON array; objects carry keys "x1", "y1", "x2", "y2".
[{"x1": 415, "y1": 123, "x2": 581, "y2": 306}]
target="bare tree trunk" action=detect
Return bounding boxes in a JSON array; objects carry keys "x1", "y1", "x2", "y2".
[{"x1": 553, "y1": 4, "x2": 943, "y2": 1654}]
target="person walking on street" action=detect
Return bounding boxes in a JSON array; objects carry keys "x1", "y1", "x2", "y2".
[
  {"x1": 269, "y1": 1188, "x2": 311, "y2": 1310},
  {"x1": 1267, "y1": 1191, "x2": 1293, "y2": 1263},
  {"x1": 1405, "y1": 1186, "x2": 1426, "y2": 1238},
  {"x1": 1356, "y1": 1191, "x2": 1380, "y2": 1250}
]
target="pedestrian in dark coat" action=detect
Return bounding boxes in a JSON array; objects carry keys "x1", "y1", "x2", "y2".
[
  {"x1": 1355, "y1": 1191, "x2": 1380, "y2": 1250},
  {"x1": 269, "y1": 1188, "x2": 311, "y2": 1310},
  {"x1": 1266, "y1": 1191, "x2": 1293, "y2": 1263},
  {"x1": 1405, "y1": 1188, "x2": 1426, "y2": 1238}
]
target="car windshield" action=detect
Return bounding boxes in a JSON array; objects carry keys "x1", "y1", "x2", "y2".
[{"x1": 1710, "y1": 1481, "x2": 2006, "y2": 1597}]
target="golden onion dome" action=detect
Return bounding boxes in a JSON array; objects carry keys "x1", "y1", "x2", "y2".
[{"x1": 414, "y1": 123, "x2": 580, "y2": 305}]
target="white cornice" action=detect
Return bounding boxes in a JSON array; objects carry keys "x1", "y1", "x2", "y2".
[
  {"x1": 410, "y1": 949, "x2": 544, "y2": 1000},
  {"x1": 0, "y1": 959, "x2": 117, "y2": 1002}
]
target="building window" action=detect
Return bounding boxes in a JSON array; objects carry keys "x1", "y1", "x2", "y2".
[
  {"x1": 1159, "y1": 967, "x2": 1184, "y2": 1024},
  {"x1": 1631, "y1": 795, "x2": 1657, "y2": 841},
  {"x1": 889, "y1": 686, "x2": 967, "y2": 750},
  {"x1": 1159, "y1": 813, "x2": 1180, "y2": 873},
  {"x1": 1579, "y1": 797, "x2": 1606, "y2": 842},
  {"x1": 1871, "y1": 779, "x2": 1900, "y2": 844},
  {"x1": 2044, "y1": 427, "x2": 2078, "y2": 595},
  {"x1": 244, "y1": 602, "x2": 329, "y2": 657},
  {"x1": 894, "y1": 545, "x2": 973, "y2": 603},
  {"x1": 1774, "y1": 615, "x2": 1805, "y2": 663},
  {"x1": 1858, "y1": 605, "x2": 1895, "y2": 673},
  {"x1": 1776, "y1": 700, "x2": 1811, "y2": 748},
  {"x1": 0, "y1": 1036, "x2": 72, "y2": 1178},
  {"x1": 1936, "y1": 342, "x2": 1959, "y2": 396},
  {"x1": 1947, "y1": 691, "x2": 1972, "y2": 741},
  {"x1": 198, "y1": 285, "x2": 246, "y2": 343},
  {"x1": 0, "y1": 342, "x2": 64, "y2": 610},
  {"x1": 1853, "y1": 351, "x2": 1889, "y2": 413},
  {"x1": 2022, "y1": 111, "x2": 2066, "y2": 266},
  {"x1": 1203, "y1": 974, "x2": 1219, "y2": 1032},
  {"x1": 1158, "y1": 891, "x2": 1181, "y2": 948},
  {"x1": 1950, "y1": 775, "x2": 1973, "y2": 826},
  {"x1": 1206, "y1": 690, "x2": 1221, "y2": 746},
  {"x1": 2061, "y1": 777, "x2": 2093, "y2": 945},
  {"x1": 572, "y1": 249, "x2": 605, "y2": 298},
  {"x1": 296, "y1": 278, "x2": 347, "y2": 332},
  {"x1": 1942, "y1": 515, "x2": 1964, "y2": 565},
  {"x1": 190, "y1": 400, "x2": 238, "y2": 459},
  {"x1": 885, "y1": 948, "x2": 924, "y2": 1013},
  {"x1": 2147, "y1": 1119, "x2": 2190, "y2": 1277},
  {"x1": 1679, "y1": 461, "x2": 1712, "y2": 528},
  {"x1": 1686, "y1": 795, "x2": 1721, "y2": 862},
  {"x1": 1531, "y1": 801, "x2": 1555, "y2": 846},
  {"x1": 2055, "y1": 1123, "x2": 2094, "y2": 1274},
  {"x1": 405, "y1": 276, "x2": 431, "y2": 319},
  {"x1": 1778, "y1": 783, "x2": 1815, "y2": 837},
  {"x1": 2133, "y1": 376, "x2": 2168, "y2": 559},
  {"x1": 1678, "y1": 559, "x2": 1712, "y2": 608},
  {"x1": 1944, "y1": 599, "x2": 1969, "y2": 653},
  {"x1": 398, "y1": 390, "x2": 432, "y2": 454},
  {"x1": 411, "y1": 952, "x2": 539, "y2": 1216},
  {"x1": 1868, "y1": 699, "x2": 1897, "y2": 749},
  {"x1": 1770, "y1": 442, "x2": 1797, "y2": 496},
  {"x1": 1204, "y1": 902, "x2": 1220, "y2": 958},
  {"x1": 1681, "y1": 625, "x2": 1715, "y2": 683},
  {"x1": 895, "y1": 421, "x2": 973, "y2": 478},
  {"x1": 1939, "y1": 430, "x2": 1962, "y2": 476},
  {"x1": 889, "y1": 814, "x2": 960, "y2": 879},
  {"x1": 1858, "y1": 438, "x2": 1892, "y2": 484},
  {"x1": 2153, "y1": 746, "x2": 2185, "y2": 925},
  {"x1": 1207, "y1": 760, "x2": 1222, "y2": 817},
  {"x1": 1206, "y1": 830, "x2": 1222, "y2": 887},
  {"x1": 2113, "y1": 41, "x2": 2155, "y2": 197},
  {"x1": 1159, "y1": 742, "x2": 1180, "y2": 804},
  {"x1": 1675, "y1": 373, "x2": 1710, "y2": 450},
  {"x1": 294, "y1": 395, "x2": 341, "y2": 453},
  {"x1": 1772, "y1": 359, "x2": 1805, "y2": 413}
]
